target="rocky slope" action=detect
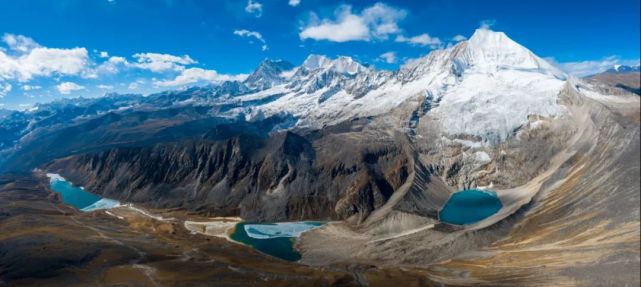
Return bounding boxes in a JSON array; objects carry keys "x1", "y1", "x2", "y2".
[
  {"x1": 46, "y1": 127, "x2": 413, "y2": 222},
  {"x1": 586, "y1": 64, "x2": 640, "y2": 95}
]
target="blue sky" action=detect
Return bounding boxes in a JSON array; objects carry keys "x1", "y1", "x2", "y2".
[{"x1": 0, "y1": 0, "x2": 639, "y2": 109}]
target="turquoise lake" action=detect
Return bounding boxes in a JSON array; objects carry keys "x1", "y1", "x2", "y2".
[
  {"x1": 47, "y1": 174, "x2": 119, "y2": 211},
  {"x1": 438, "y1": 189, "x2": 503, "y2": 225},
  {"x1": 230, "y1": 222, "x2": 324, "y2": 261}
]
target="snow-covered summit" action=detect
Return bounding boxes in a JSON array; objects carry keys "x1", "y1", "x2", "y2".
[
  {"x1": 244, "y1": 59, "x2": 295, "y2": 90},
  {"x1": 212, "y1": 30, "x2": 572, "y2": 143},
  {"x1": 301, "y1": 54, "x2": 332, "y2": 71},
  {"x1": 607, "y1": 64, "x2": 640, "y2": 73},
  {"x1": 453, "y1": 29, "x2": 566, "y2": 79},
  {"x1": 300, "y1": 55, "x2": 366, "y2": 75}
]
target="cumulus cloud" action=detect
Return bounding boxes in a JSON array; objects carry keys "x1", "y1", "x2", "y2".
[
  {"x1": 93, "y1": 56, "x2": 129, "y2": 74},
  {"x1": 56, "y1": 82, "x2": 85, "y2": 94},
  {"x1": 378, "y1": 51, "x2": 396, "y2": 64},
  {"x1": 233, "y1": 29, "x2": 268, "y2": 51},
  {"x1": 452, "y1": 34, "x2": 467, "y2": 42},
  {"x1": 0, "y1": 34, "x2": 90, "y2": 82},
  {"x1": 288, "y1": 0, "x2": 300, "y2": 7},
  {"x1": 548, "y1": 56, "x2": 641, "y2": 77},
  {"x1": 299, "y1": 3, "x2": 406, "y2": 42},
  {"x1": 132, "y1": 53, "x2": 196, "y2": 72},
  {"x1": 245, "y1": 0, "x2": 263, "y2": 17},
  {"x1": 395, "y1": 33, "x2": 442, "y2": 48},
  {"x1": 155, "y1": 67, "x2": 247, "y2": 87},
  {"x1": 0, "y1": 82, "x2": 11, "y2": 98},
  {"x1": 0, "y1": 33, "x2": 249, "y2": 99},
  {"x1": 2, "y1": 33, "x2": 41, "y2": 53}
]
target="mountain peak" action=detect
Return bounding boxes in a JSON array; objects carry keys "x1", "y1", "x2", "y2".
[
  {"x1": 244, "y1": 58, "x2": 295, "y2": 89},
  {"x1": 459, "y1": 29, "x2": 565, "y2": 79},
  {"x1": 257, "y1": 58, "x2": 294, "y2": 69},
  {"x1": 301, "y1": 55, "x2": 365, "y2": 75},
  {"x1": 468, "y1": 29, "x2": 512, "y2": 48},
  {"x1": 330, "y1": 56, "x2": 365, "y2": 75},
  {"x1": 606, "y1": 64, "x2": 640, "y2": 73},
  {"x1": 302, "y1": 54, "x2": 332, "y2": 70}
]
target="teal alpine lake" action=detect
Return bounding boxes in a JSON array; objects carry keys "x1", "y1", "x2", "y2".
[
  {"x1": 47, "y1": 173, "x2": 120, "y2": 211},
  {"x1": 229, "y1": 222, "x2": 324, "y2": 261},
  {"x1": 438, "y1": 189, "x2": 503, "y2": 225}
]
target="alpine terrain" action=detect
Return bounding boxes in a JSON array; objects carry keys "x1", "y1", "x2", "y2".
[{"x1": 0, "y1": 29, "x2": 639, "y2": 286}]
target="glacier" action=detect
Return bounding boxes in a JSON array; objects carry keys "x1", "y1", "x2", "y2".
[{"x1": 225, "y1": 28, "x2": 570, "y2": 144}]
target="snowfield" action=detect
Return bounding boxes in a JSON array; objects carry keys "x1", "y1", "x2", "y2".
[{"x1": 217, "y1": 29, "x2": 574, "y2": 144}]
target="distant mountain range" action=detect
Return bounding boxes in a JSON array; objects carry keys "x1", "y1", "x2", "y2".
[
  {"x1": 586, "y1": 64, "x2": 640, "y2": 95},
  {"x1": 606, "y1": 64, "x2": 641, "y2": 73}
]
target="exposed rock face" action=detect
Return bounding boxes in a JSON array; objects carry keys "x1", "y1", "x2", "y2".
[{"x1": 46, "y1": 129, "x2": 412, "y2": 222}]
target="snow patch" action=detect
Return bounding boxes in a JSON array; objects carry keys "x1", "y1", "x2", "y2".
[
  {"x1": 46, "y1": 173, "x2": 65, "y2": 183},
  {"x1": 81, "y1": 198, "x2": 121, "y2": 212},
  {"x1": 474, "y1": 151, "x2": 492, "y2": 163}
]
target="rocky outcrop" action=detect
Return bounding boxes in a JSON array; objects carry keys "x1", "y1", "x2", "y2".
[{"x1": 45, "y1": 129, "x2": 413, "y2": 222}]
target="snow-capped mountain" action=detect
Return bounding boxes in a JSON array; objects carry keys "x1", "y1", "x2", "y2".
[
  {"x1": 607, "y1": 64, "x2": 641, "y2": 73},
  {"x1": 225, "y1": 29, "x2": 569, "y2": 142},
  {"x1": 244, "y1": 59, "x2": 295, "y2": 90},
  {"x1": 1, "y1": 28, "x2": 623, "y2": 171}
]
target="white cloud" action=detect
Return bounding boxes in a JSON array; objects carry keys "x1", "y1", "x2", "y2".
[
  {"x1": 378, "y1": 51, "x2": 396, "y2": 64},
  {"x1": 479, "y1": 19, "x2": 496, "y2": 30},
  {"x1": 2, "y1": 33, "x2": 40, "y2": 53},
  {"x1": 299, "y1": 3, "x2": 406, "y2": 42},
  {"x1": 56, "y1": 82, "x2": 85, "y2": 94},
  {"x1": 452, "y1": 34, "x2": 467, "y2": 42},
  {"x1": 128, "y1": 79, "x2": 145, "y2": 90},
  {"x1": 0, "y1": 33, "x2": 249, "y2": 101},
  {"x1": 97, "y1": 84, "x2": 114, "y2": 89},
  {"x1": 233, "y1": 29, "x2": 268, "y2": 51},
  {"x1": 94, "y1": 56, "x2": 129, "y2": 74},
  {"x1": 155, "y1": 67, "x2": 247, "y2": 87},
  {"x1": 132, "y1": 53, "x2": 196, "y2": 72},
  {"x1": 21, "y1": 84, "x2": 41, "y2": 91},
  {"x1": 549, "y1": 56, "x2": 641, "y2": 77},
  {"x1": 0, "y1": 44, "x2": 90, "y2": 82},
  {"x1": 395, "y1": 33, "x2": 442, "y2": 48},
  {"x1": 288, "y1": 0, "x2": 300, "y2": 7},
  {"x1": 245, "y1": 0, "x2": 263, "y2": 17},
  {"x1": 0, "y1": 82, "x2": 11, "y2": 98}
]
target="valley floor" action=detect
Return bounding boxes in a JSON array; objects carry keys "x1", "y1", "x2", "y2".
[{"x1": 0, "y1": 173, "x2": 443, "y2": 287}]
